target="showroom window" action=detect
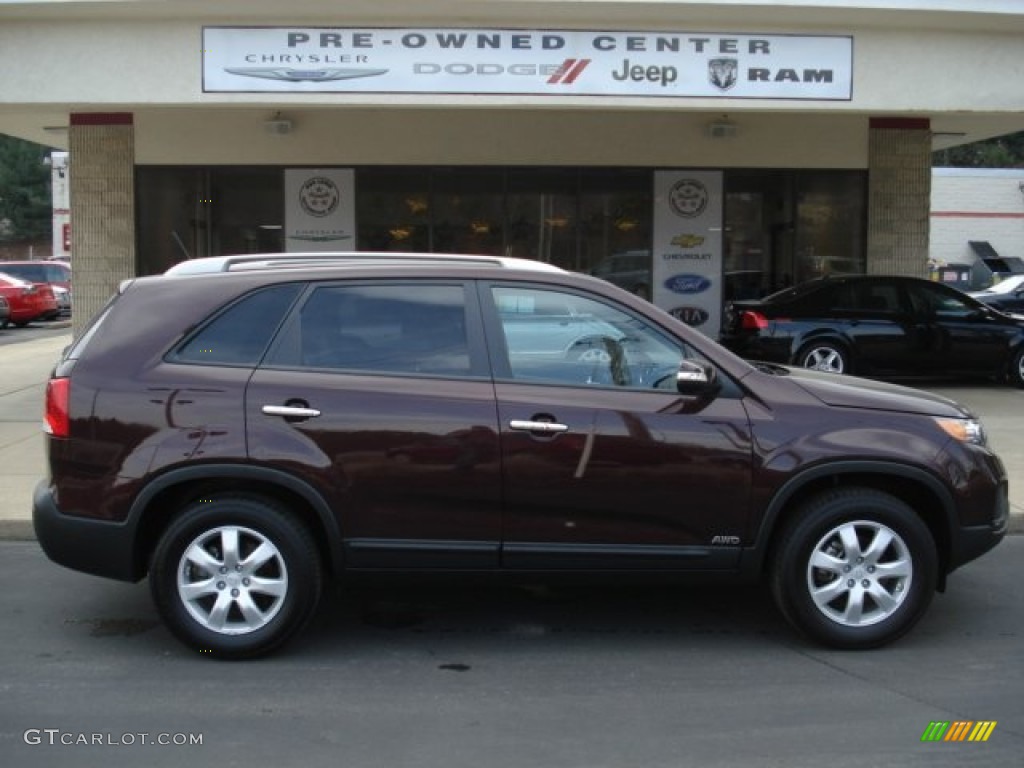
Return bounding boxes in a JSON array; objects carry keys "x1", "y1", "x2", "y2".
[
  {"x1": 354, "y1": 167, "x2": 651, "y2": 276},
  {"x1": 136, "y1": 167, "x2": 283, "y2": 276},
  {"x1": 723, "y1": 170, "x2": 866, "y2": 299},
  {"x1": 137, "y1": 166, "x2": 863, "y2": 302}
]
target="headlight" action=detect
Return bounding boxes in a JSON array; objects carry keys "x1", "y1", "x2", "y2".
[{"x1": 934, "y1": 417, "x2": 987, "y2": 446}]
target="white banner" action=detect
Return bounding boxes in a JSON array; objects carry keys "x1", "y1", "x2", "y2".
[
  {"x1": 284, "y1": 169, "x2": 356, "y2": 252},
  {"x1": 204, "y1": 28, "x2": 852, "y2": 100},
  {"x1": 652, "y1": 171, "x2": 724, "y2": 339}
]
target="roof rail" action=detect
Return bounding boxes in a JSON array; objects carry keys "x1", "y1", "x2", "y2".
[{"x1": 164, "y1": 251, "x2": 565, "y2": 276}]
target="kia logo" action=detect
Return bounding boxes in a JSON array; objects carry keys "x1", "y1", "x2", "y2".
[
  {"x1": 664, "y1": 274, "x2": 712, "y2": 295},
  {"x1": 670, "y1": 306, "x2": 710, "y2": 327}
]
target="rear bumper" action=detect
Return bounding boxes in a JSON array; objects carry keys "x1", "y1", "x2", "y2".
[{"x1": 32, "y1": 481, "x2": 141, "y2": 582}]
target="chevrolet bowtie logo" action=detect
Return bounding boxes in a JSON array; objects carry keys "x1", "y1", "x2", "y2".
[
  {"x1": 671, "y1": 234, "x2": 706, "y2": 248},
  {"x1": 225, "y1": 67, "x2": 389, "y2": 82}
]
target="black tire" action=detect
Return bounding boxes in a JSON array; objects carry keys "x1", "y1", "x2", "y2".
[
  {"x1": 796, "y1": 341, "x2": 849, "y2": 374},
  {"x1": 150, "y1": 496, "x2": 323, "y2": 659},
  {"x1": 770, "y1": 488, "x2": 937, "y2": 649},
  {"x1": 1008, "y1": 347, "x2": 1024, "y2": 388}
]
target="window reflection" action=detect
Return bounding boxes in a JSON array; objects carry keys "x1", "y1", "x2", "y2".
[
  {"x1": 492, "y1": 285, "x2": 684, "y2": 390},
  {"x1": 356, "y1": 169, "x2": 430, "y2": 252},
  {"x1": 135, "y1": 166, "x2": 865, "y2": 302}
]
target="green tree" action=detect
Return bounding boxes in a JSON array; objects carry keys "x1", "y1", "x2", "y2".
[
  {"x1": 933, "y1": 130, "x2": 1024, "y2": 168},
  {"x1": 0, "y1": 135, "x2": 52, "y2": 242}
]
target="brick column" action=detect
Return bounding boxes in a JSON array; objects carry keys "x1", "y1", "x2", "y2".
[
  {"x1": 68, "y1": 113, "x2": 135, "y2": 337},
  {"x1": 866, "y1": 117, "x2": 931, "y2": 277}
]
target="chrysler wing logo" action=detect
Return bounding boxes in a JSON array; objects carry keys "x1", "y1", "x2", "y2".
[{"x1": 225, "y1": 67, "x2": 389, "y2": 82}]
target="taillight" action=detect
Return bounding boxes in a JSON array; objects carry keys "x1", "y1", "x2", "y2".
[
  {"x1": 740, "y1": 310, "x2": 769, "y2": 331},
  {"x1": 44, "y1": 378, "x2": 70, "y2": 438}
]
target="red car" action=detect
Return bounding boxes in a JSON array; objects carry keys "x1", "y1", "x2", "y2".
[{"x1": 0, "y1": 271, "x2": 59, "y2": 327}]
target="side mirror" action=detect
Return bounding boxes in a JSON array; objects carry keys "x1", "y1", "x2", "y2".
[{"x1": 675, "y1": 359, "x2": 720, "y2": 397}]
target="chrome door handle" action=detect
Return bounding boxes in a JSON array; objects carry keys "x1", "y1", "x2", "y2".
[
  {"x1": 262, "y1": 404, "x2": 321, "y2": 418},
  {"x1": 509, "y1": 419, "x2": 569, "y2": 434}
]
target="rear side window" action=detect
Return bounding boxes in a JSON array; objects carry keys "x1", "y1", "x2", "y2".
[
  {"x1": 268, "y1": 283, "x2": 471, "y2": 376},
  {"x1": 173, "y1": 284, "x2": 301, "y2": 365}
]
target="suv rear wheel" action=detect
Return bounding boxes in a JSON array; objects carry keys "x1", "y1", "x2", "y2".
[
  {"x1": 771, "y1": 488, "x2": 937, "y2": 649},
  {"x1": 150, "y1": 496, "x2": 322, "y2": 659}
]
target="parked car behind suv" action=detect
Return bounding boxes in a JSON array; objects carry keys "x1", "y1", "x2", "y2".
[
  {"x1": 969, "y1": 274, "x2": 1024, "y2": 315},
  {"x1": 0, "y1": 271, "x2": 59, "y2": 327},
  {"x1": 0, "y1": 259, "x2": 72, "y2": 317},
  {"x1": 722, "y1": 274, "x2": 1024, "y2": 385},
  {"x1": 34, "y1": 253, "x2": 1007, "y2": 658}
]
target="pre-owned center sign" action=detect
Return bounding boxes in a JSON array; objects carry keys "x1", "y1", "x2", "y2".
[{"x1": 203, "y1": 27, "x2": 852, "y2": 100}]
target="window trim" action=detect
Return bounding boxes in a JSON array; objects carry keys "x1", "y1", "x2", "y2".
[{"x1": 166, "y1": 282, "x2": 304, "y2": 368}]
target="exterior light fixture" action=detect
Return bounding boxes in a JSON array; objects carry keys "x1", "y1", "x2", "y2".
[
  {"x1": 706, "y1": 119, "x2": 737, "y2": 139},
  {"x1": 264, "y1": 112, "x2": 293, "y2": 135}
]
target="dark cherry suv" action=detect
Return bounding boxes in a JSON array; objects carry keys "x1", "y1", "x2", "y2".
[{"x1": 34, "y1": 253, "x2": 1008, "y2": 658}]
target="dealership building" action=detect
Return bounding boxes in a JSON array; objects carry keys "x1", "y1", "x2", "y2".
[{"x1": 1, "y1": 0, "x2": 1022, "y2": 336}]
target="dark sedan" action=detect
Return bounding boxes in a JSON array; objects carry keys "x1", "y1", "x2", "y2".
[{"x1": 721, "y1": 275, "x2": 1024, "y2": 386}]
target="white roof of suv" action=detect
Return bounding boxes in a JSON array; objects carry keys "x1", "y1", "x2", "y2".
[{"x1": 164, "y1": 252, "x2": 566, "y2": 276}]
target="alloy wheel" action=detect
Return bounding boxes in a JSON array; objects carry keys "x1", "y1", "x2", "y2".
[
  {"x1": 805, "y1": 520, "x2": 912, "y2": 628},
  {"x1": 176, "y1": 525, "x2": 289, "y2": 636},
  {"x1": 802, "y1": 346, "x2": 845, "y2": 373}
]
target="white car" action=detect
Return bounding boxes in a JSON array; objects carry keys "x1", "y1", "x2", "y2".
[
  {"x1": 970, "y1": 273, "x2": 1024, "y2": 297},
  {"x1": 52, "y1": 285, "x2": 72, "y2": 316},
  {"x1": 969, "y1": 274, "x2": 1024, "y2": 316}
]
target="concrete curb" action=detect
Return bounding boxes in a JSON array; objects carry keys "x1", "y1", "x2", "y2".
[{"x1": 0, "y1": 520, "x2": 35, "y2": 541}]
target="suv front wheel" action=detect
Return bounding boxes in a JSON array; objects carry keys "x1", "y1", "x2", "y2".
[
  {"x1": 150, "y1": 496, "x2": 323, "y2": 659},
  {"x1": 771, "y1": 488, "x2": 937, "y2": 649}
]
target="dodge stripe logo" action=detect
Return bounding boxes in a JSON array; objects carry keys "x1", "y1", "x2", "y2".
[{"x1": 547, "y1": 58, "x2": 591, "y2": 84}]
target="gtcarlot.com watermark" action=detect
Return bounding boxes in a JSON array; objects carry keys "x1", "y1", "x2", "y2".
[{"x1": 24, "y1": 729, "x2": 203, "y2": 747}]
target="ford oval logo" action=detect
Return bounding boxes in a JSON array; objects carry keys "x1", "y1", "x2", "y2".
[
  {"x1": 664, "y1": 274, "x2": 712, "y2": 295},
  {"x1": 669, "y1": 306, "x2": 710, "y2": 327}
]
